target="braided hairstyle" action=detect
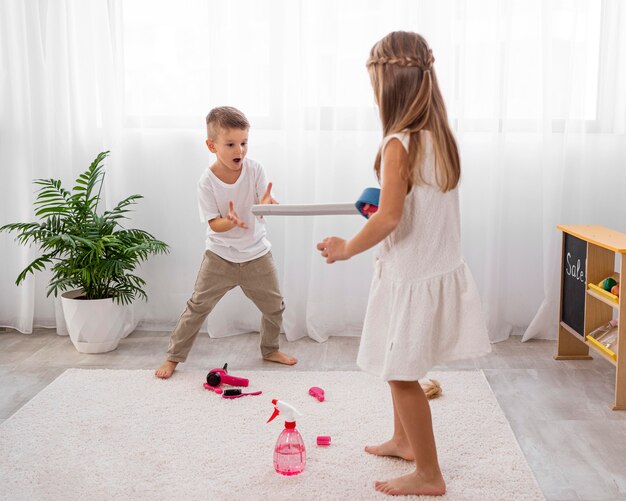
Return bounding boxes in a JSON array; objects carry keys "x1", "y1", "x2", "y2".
[{"x1": 367, "y1": 32, "x2": 459, "y2": 192}]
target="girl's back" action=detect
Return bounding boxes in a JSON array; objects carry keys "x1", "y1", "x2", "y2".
[
  {"x1": 378, "y1": 130, "x2": 462, "y2": 281},
  {"x1": 358, "y1": 126, "x2": 489, "y2": 382}
]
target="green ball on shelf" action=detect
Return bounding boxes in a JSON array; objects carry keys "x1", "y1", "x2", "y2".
[{"x1": 599, "y1": 277, "x2": 618, "y2": 292}]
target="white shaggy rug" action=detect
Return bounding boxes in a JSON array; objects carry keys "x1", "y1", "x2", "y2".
[{"x1": 0, "y1": 370, "x2": 544, "y2": 501}]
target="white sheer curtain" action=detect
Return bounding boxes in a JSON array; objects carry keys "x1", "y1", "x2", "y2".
[
  {"x1": 2, "y1": 0, "x2": 625, "y2": 343},
  {"x1": 0, "y1": 0, "x2": 121, "y2": 334}
]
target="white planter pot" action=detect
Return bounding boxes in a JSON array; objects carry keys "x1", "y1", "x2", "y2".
[
  {"x1": 61, "y1": 289, "x2": 135, "y2": 354},
  {"x1": 54, "y1": 296, "x2": 69, "y2": 336}
]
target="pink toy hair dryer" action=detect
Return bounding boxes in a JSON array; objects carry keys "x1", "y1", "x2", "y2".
[{"x1": 206, "y1": 363, "x2": 249, "y2": 388}]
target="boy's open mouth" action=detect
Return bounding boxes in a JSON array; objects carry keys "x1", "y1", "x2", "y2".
[{"x1": 233, "y1": 158, "x2": 241, "y2": 164}]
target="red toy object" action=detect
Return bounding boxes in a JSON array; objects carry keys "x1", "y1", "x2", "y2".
[
  {"x1": 355, "y1": 188, "x2": 380, "y2": 219},
  {"x1": 308, "y1": 386, "x2": 325, "y2": 402},
  {"x1": 317, "y1": 436, "x2": 331, "y2": 446},
  {"x1": 268, "y1": 400, "x2": 306, "y2": 476},
  {"x1": 360, "y1": 203, "x2": 378, "y2": 218},
  {"x1": 203, "y1": 382, "x2": 223, "y2": 394},
  {"x1": 206, "y1": 363, "x2": 249, "y2": 388}
]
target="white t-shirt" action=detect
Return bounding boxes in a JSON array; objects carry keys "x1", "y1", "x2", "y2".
[{"x1": 197, "y1": 158, "x2": 271, "y2": 263}]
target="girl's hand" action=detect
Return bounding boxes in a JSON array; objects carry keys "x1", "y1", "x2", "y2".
[
  {"x1": 316, "y1": 237, "x2": 351, "y2": 264},
  {"x1": 260, "y1": 182, "x2": 278, "y2": 205},
  {"x1": 227, "y1": 200, "x2": 248, "y2": 229}
]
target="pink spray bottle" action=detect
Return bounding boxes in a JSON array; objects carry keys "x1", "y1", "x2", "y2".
[{"x1": 267, "y1": 399, "x2": 306, "y2": 476}]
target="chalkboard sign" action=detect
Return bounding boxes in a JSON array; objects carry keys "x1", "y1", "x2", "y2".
[{"x1": 561, "y1": 233, "x2": 587, "y2": 336}]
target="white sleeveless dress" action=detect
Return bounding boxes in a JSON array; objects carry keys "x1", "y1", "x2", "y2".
[{"x1": 357, "y1": 131, "x2": 491, "y2": 381}]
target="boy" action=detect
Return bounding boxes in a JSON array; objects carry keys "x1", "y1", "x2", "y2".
[{"x1": 155, "y1": 106, "x2": 297, "y2": 379}]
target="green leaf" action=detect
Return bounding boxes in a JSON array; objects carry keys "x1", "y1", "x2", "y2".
[
  {"x1": 16, "y1": 256, "x2": 53, "y2": 285},
  {"x1": 4, "y1": 150, "x2": 168, "y2": 301}
]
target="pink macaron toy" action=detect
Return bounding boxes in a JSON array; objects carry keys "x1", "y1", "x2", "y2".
[{"x1": 308, "y1": 386, "x2": 325, "y2": 402}]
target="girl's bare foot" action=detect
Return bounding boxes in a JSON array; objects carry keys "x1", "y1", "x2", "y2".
[
  {"x1": 365, "y1": 438, "x2": 414, "y2": 461},
  {"x1": 155, "y1": 360, "x2": 178, "y2": 379},
  {"x1": 263, "y1": 351, "x2": 298, "y2": 365},
  {"x1": 421, "y1": 379, "x2": 442, "y2": 400},
  {"x1": 374, "y1": 470, "x2": 446, "y2": 497}
]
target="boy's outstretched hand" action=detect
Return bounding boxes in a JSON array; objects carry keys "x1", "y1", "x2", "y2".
[
  {"x1": 317, "y1": 237, "x2": 351, "y2": 264},
  {"x1": 227, "y1": 200, "x2": 248, "y2": 229},
  {"x1": 260, "y1": 182, "x2": 278, "y2": 205}
]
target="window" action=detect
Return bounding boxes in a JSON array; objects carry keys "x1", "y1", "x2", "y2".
[
  {"x1": 123, "y1": 0, "x2": 275, "y2": 127},
  {"x1": 123, "y1": 0, "x2": 605, "y2": 132}
]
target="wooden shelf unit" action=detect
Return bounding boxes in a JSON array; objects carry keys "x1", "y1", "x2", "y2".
[
  {"x1": 556, "y1": 225, "x2": 626, "y2": 410},
  {"x1": 587, "y1": 287, "x2": 619, "y2": 308}
]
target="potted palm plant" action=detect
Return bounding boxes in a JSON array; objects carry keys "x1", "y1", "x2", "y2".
[{"x1": 1, "y1": 151, "x2": 169, "y2": 353}]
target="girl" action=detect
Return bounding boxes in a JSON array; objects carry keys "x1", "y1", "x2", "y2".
[{"x1": 317, "y1": 31, "x2": 491, "y2": 496}]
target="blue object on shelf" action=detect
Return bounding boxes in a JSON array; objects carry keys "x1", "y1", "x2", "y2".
[{"x1": 355, "y1": 187, "x2": 380, "y2": 219}]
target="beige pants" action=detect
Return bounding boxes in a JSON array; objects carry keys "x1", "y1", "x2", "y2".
[{"x1": 166, "y1": 250, "x2": 284, "y2": 362}]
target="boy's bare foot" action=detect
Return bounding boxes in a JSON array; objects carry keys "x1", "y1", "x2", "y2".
[
  {"x1": 263, "y1": 351, "x2": 298, "y2": 365},
  {"x1": 365, "y1": 438, "x2": 414, "y2": 461},
  {"x1": 374, "y1": 470, "x2": 446, "y2": 497},
  {"x1": 155, "y1": 360, "x2": 178, "y2": 379}
]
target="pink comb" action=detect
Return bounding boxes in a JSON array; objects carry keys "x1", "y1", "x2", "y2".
[
  {"x1": 203, "y1": 383, "x2": 223, "y2": 394},
  {"x1": 308, "y1": 386, "x2": 325, "y2": 402},
  {"x1": 222, "y1": 390, "x2": 262, "y2": 399}
]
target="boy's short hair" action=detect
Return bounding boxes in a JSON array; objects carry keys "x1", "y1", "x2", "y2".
[{"x1": 206, "y1": 106, "x2": 249, "y2": 139}]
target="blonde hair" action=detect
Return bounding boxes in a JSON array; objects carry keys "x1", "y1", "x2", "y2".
[
  {"x1": 367, "y1": 31, "x2": 460, "y2": 192},
  {"x1": 206, "y1": 106, "x2": 249, "y2": 140}
]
